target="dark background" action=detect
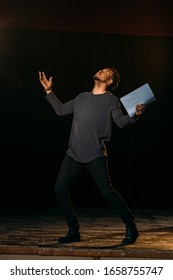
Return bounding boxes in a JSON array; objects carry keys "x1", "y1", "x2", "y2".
[{"x1": 0, "y1": 1, "x2": 173, "y2": 210}]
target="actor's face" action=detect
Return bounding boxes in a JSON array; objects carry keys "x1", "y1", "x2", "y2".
[{"x1": 93, "y1": 68, "x2": 113, "y2": 83}]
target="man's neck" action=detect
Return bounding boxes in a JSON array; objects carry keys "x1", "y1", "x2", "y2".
[{"x1": 92, "y1": 84, "x2": 107, "y2": 95}]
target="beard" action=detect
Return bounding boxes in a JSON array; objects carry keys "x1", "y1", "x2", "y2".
[{"x1": 93, "y1": 74, "x2": 101, "y2": 81}]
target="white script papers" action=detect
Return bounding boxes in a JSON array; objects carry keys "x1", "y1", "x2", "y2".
[{"x1": 120, "y1": 83, "x2": 156, "y2": 117}]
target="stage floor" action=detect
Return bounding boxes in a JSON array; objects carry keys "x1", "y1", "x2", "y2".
[{"x1": 0, "y1": 207, "x2": 173, "y2": 260}]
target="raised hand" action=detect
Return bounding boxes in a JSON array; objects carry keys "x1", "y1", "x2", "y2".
[{"x1": 39, "y1": 71, "x2": 53, "y2": 91}]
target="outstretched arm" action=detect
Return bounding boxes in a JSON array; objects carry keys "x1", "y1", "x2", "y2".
[
  {"x1": 111, "y1": 99, "x2": 145, "y2": 128},
  {"x1": 39, "y1": 71, "x2": 74, "y2": 116},
  {"x1": 39, "y1": 71, "x2": 53, "y2": 94}
]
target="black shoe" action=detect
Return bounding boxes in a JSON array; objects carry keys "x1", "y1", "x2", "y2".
[
  {"x1": 121, "y1": 222, "x2": 139, "y2": 245},
  {"x1": 57, "y1": 228, "x2": 81, "y2": 243}
]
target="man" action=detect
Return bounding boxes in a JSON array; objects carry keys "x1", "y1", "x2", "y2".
[{"x1": 39, "y1": 67, "x2": 145, "y2": 245}]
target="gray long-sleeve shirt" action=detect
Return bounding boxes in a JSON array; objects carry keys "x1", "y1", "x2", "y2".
[{"x1": 45, "y1": 91, "x2": 136, "y2": 163}]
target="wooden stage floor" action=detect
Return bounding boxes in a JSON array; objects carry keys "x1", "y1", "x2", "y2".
[{"x1": 0, "y1": 207, "x2": 173, "y2": 260}]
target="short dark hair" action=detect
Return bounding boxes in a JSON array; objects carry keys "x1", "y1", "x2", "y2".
[{"x1": 108, "y1": 67, "x2": 120, "y2": 90}]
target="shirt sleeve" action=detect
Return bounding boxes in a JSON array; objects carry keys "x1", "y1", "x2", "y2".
[
  {"x1": 111, "y1": 97, "x2": 136, "y2": 128},
  {"x1": 45, "y1": 92, "x2": 74, "y2": 116}
]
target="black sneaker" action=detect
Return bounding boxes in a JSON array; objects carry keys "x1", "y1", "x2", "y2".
[
  {"x1": 121, "y1": 222, "x2": 139, "y2": 245},
  {"x1": 57, "y1": 228, "x2": 81, "y2": 243}
]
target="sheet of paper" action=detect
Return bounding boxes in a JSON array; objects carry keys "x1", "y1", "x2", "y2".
[{"x1": 120, "y1": 83, "x2": 156, "y2": 117}]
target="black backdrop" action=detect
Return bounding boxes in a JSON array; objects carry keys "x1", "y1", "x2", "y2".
[{"x1": 1, "y1": 29, "x2": 173, "y2": 210}]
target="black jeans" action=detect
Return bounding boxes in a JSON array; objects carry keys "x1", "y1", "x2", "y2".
[{"x1": 54, "y1": 154, "x2": 135, "y2": 229}]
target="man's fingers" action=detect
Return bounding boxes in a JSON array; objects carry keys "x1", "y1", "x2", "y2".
[
  {"x1": 136, "y1": 104, "x2": 145, "y2": 115},
  {"x1": 39, "y1": 71, "x2": 44, "y2": 81},
  {"x1": 39, "y1": 71, "x2": 53, "y2": 89},
  {"x1": 42, "y1": 72, "x2": 47, "y2": 79},
  {"x1": 39, "y1": 71, "x2": 42, "y2": 80}
]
